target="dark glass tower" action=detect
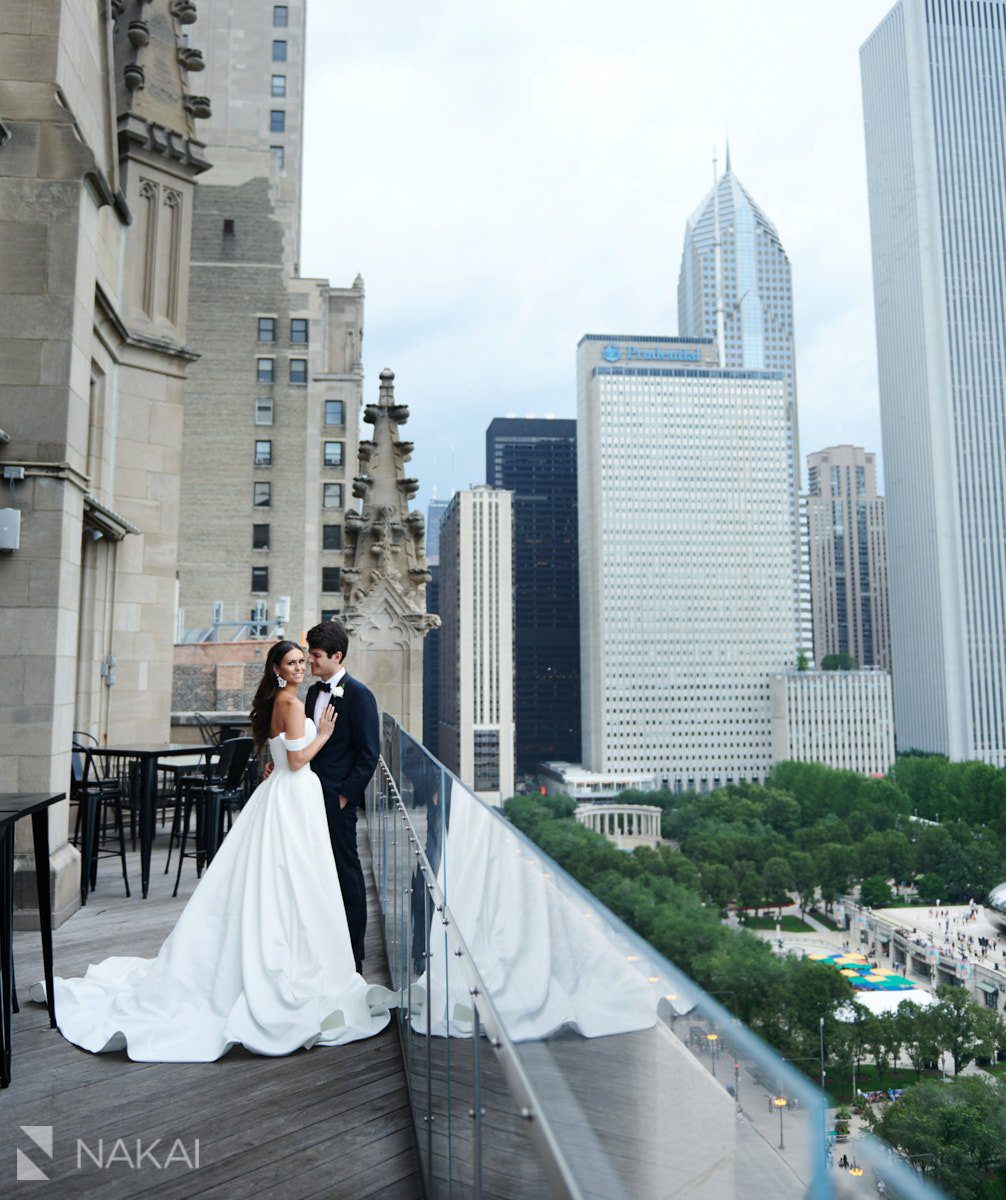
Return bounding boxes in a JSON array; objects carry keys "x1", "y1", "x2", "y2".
[{"x1": 486, "y1": 418, "x2": 581, "y2": 769}]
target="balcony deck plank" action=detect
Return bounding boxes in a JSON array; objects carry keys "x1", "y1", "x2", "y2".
[{"x1": 7, "y1": 815, "x2": 424, "y2": 1200}]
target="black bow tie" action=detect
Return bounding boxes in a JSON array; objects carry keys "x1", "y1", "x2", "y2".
[{"x1": 319, "y1": 681, "x2": 332, "y2": 692}]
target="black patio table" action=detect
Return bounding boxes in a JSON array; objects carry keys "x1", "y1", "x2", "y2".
[
  {"x1": 88, "y1": 744, "x2": 215, "y2": 899},
  {"x1": 0, "y1": 792, "x2": 63, "y2": 1087}
]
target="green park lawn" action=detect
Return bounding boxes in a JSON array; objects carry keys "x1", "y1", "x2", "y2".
[{"x1": 742, "y1": 914, "x2": 814, "y2": 932}]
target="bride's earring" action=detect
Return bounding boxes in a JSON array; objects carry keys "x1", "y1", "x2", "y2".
[{"x1": 275, "y1": 675, "x2": 287, "y2": 688}]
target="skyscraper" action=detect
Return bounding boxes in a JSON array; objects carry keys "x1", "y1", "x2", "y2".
[
  {"x1": 177, "y1": 0, "x2": 362, "y2": 640},
  {"x1": 422, "y1": 497, "x2": 449, "y2": 758},
  {"x1": 577, "y1": 335, "x2": 796, "y2": 790},
  {"x1": 807, "y1": 446, "x2": 891, "y2": 670},
  {"x1": 678, "y1": 156, "x2": 808, "y2": 655},
  {"x1": 486, "y1": 418, "x2": 581, "y2": 769},
  {"x1": 862, "y1": 0, "x2": 1006, "y2": 765},
  {"x1": 425, "y1": 498, "x2": 450, "y2": 562},
  {"x1": 438, "y1": 488, "x2": 515, "y2": 805}
]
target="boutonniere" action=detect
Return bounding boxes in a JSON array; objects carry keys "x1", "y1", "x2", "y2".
[{"x1": 332, "y1": 685, "x2": 345, "y2": 699}]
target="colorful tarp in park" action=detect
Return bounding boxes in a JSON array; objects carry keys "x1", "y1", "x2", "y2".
[{"x1": 807, "y1": 952, "x2": 915, "y2": 992}]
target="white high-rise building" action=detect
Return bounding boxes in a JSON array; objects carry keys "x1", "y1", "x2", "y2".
[
  {"x1": 438, "y1": 488, "x2": 515, "y2": 805},
  {"x1": 771, "y1": 670, "x2": 896, "y2": 777},
  {"x1": 577, "y1": 335, "x2": 797, "y2": 791},
  {"x1": 861, "y1": 0, "x2": 1006, "y2": 766},
  {"x1": 678, "y1": 157, "x2": 808, "y2": 657}
]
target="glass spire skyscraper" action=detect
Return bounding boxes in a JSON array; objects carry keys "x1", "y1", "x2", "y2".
[
  {"x1": 861, "y1": 0, "x2": 1006, "y2": 766},
  {"x1": 677, "y1": 157, "x2": 807, "y2": 654}
]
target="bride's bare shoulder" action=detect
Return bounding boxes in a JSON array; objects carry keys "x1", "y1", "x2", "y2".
[{"x1": 269, "y1": 690, "x2": 305, "y2": 736}]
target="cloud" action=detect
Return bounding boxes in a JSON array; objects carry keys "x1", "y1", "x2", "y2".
[{"x1": 300, "y1": 0, "x2": 895, "y2": 507}]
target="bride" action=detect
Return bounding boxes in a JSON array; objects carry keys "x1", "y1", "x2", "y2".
[{"x1": 37, "y1": 641, "x2": 393, "y2": 1061}]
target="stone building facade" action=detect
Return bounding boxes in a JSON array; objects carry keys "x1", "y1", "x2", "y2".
[
  {"x1": 341, "y1": 369, "x2": 438, "y2": 736},
  {"x1": 176, "y1": 0, "x2": 362, "y2": 642},
  {"x1": 0, "y1": 0, "x2": 209, "y2": 922}
]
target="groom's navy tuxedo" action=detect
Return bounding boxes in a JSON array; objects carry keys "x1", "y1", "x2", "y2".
[{"x1": 305, "y1": 673, "x2": 379, "y2": 969}]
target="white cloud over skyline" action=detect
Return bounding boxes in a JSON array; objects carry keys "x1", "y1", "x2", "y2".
[{"x1": 300, "y1": 1, "x2": 895, "y2": 507}]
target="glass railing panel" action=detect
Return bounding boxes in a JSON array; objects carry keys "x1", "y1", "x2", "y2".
[
  {"x1": 426, "y1": 912, "x2": 460, "y2": 1198},
  {"x1": 371, "y1": 719, "x2": 947, "y2": 1200},
  {"x1": 471, "y1": 996, "x2": 553, "y2": 1200}
]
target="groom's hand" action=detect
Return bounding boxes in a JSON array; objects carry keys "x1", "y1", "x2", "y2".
[
  {"x1": 339, "y1": 794, "x2": 349, "y2": 809},
  {"x1": 263, "y1": 762, "x2": 274, "y2": 780}
]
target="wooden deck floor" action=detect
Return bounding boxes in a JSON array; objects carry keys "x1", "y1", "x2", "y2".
[{"x1": 5, "y1": 817, "x2": 424, "y2": 1200}]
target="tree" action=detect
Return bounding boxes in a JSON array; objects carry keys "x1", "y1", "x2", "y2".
[
  {"x1": 932, "y1": 985, "x2": 985, "y2": 1075},
  {"x1": 860, "y1": 875, "x2": 894, "y2": 909},
  {"x1": 739, "y1": 869, "x2": 763, "y2": 916},
  {"x1": 869, "y1": 1075, "x2": 1006, "y2": 1199},
  {"x1": 762, "y1": 856, "x2": 793, "y2": 914},
  {"x1": 857, "y1": 829, "x2": 914, "y2": 883},
  {"x1": 815, "y1": 843, "x2": 853, "y2": 910},
  {"x1": 700, "y1": 863, "x2": 736, "y2": 911},
  {"x1": 859, "y1": 1012, "x2": 895, "y2": 1082},
  {"x1": 760, "y1": 788, "x2": 801, "y2": 837},
  {"x1": 789, "y1": 851, "x2": 817, "y2": 917},
  {"x1": 915, "y1": 872, "x2": 947, "y2": 905},
  {"x1": 974, "y1": 1007, "x2": 1006, "y2": 1066},
  {"x1": 821, "y1": 652, "x2": 858, "y2": 671},
  {"x1": 897, "y1": 1000, "x2": 943, "y2": 1076}
]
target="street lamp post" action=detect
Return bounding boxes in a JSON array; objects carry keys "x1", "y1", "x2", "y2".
[
  {"x1": 706, "y1": 1032, "x2": 719, "y2": 1078},
  {"x1": 819, "y1": 1015, "x2": 826, "y2": 1090},
  {"x1": 773, "y1": 1095, "x2": 787, "y2": 1149}
]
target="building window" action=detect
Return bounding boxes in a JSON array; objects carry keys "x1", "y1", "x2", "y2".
[
  {"x1": 272, "y1": 39, "x2": 287, "y2": 61},
  {"x1": 256, "y1": 358, "x2": 274, "y2": 383},
  {"x1": 254, "y1": 440, "x2": 272, "y2": 466},
  {"x1": 270, "y1": 109, "x2": 286, "y2": 133},
  {"x1": 290, "y1": 358, "x2": 307, "y2": 384},
  {"x1": 253, "y1": 482, "x2": 271, "y2": 507},
  {"x1": 223, "y1": 218, "x2": 235, "y2": 236},
  {"x1": 321, "y1": 609, "x2": 339, "y2": 621},
  {"x1": 273, "y1": 4, "x2": 289, "y2": 26},
  {"x1": 255, "y1": 397, "x2": 273, "y2": 426},
  {"x1": 324, "y1": 399, "x2": 344, "y2": 426},
  {"x1": 322, "y1": 567, "x2": 341, "y2": 592},
  {"x1": 257, "y1": 317, "x2": 276, "y2": 342},
  {"x1": 271, "y1": 74, "x2": 287, "y2": 97},
  {"x1": 252, "y1": 566, "x2": 269, "y2": 593},
  {"x1": 253, "y1": 523, "x2": 270, "y2": 550},
  {"x1": 323, "y1": 441, "x2": 343, "y2": 467},
  {"x1": 323, "y1": 483, "x2": 343, "y2": 509},
  {"x1": 322, "y1": 524, "x2": 342, "y2": 550},
  {"x1": 270, "y1": 145, "x2": 285, "y2": 171},
  {"x1": 290, "y1": 318, "x2": 308, "y2": 344},
  {"x1": 474, "y1": 729, "x2": 500, "y2": 791}
]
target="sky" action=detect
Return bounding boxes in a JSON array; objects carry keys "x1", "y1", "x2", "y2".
[{"x1": 300, "y1": 1, "x2": 896, "y2": 509}]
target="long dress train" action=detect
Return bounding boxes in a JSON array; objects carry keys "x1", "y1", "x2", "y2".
[{"x1": 35, "y1": 720, "x2": 393, "y2": 1062}]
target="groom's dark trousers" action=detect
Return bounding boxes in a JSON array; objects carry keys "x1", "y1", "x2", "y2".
[{"x1": 306, "y1": 675, "x2": 380, "y2": 969}]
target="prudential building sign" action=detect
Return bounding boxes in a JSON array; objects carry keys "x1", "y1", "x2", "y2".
[{"x1": 601, "y1": 344, "x2": 701, "y2": 364}]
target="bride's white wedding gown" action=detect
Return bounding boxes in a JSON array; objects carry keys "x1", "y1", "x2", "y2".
[{"x1": 38, "y1": 719, "x2": 393, "y2": 1062}]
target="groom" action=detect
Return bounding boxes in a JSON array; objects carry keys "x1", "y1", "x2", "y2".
[{"x1": 304, "y1": 620, "x2": 379, "y2": 974}]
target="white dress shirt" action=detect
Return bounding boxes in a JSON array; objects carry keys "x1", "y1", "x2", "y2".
[{"x1": 313, "y1": 666, "x2": 346, "y2": 728}]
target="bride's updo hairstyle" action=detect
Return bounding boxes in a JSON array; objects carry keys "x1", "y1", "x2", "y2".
[{"x1": 250, "y1": 639, "x2": 302, "y2": 749}]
